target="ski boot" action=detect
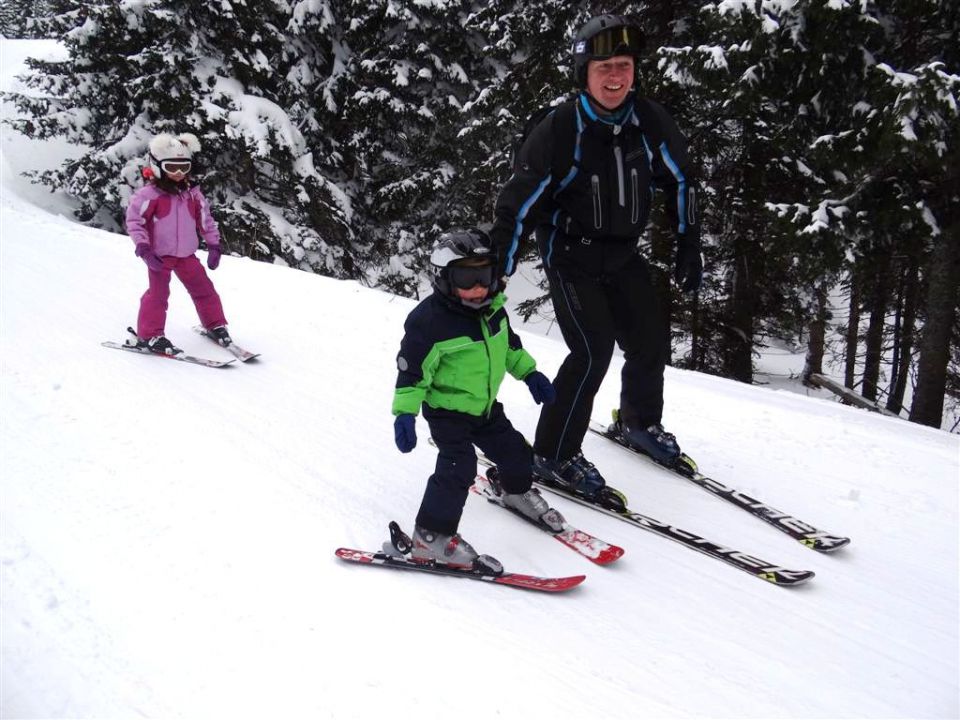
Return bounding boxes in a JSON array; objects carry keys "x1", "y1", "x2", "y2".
[
  {"x1": 124, "y1": 328, "x2": 183, "y2": 356},
  {"x1": 207, "y1": 325, "x2": 232, "y2": 347},
  {"x1": 533, "y1": 452, "x2": 627, "y2": 513},
  {"x1": 145, "y1": 335, "x2": 183, "y2": 356},
  {"x1": 409, "y1": 525, "x2": 503, "y2": 574},
  {"x1": 487, "y1": 468, "x2": 565, "y2": 532},
  {"x1": 617, "y1": 420, "x2": 681, "y2": 466}
]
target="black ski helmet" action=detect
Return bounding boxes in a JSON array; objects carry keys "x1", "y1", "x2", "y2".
[
  {"x1": 571, "y1": 15, "x2": 645, "y2": 88},
  {"x1": 430, "y1": 228, "x2": 499, "y2": 309}
]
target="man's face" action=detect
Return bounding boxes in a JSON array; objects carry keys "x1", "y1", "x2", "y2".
[{"x1": 586, "y1": 55, "x2": 634, "y2": 110}]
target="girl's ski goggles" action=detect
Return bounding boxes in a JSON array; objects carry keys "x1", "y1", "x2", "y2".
[{"x1": 160, "y1": 159, "x2": 192, "y2": 174}]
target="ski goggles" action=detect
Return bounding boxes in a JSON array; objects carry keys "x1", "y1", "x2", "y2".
[
  {"x1": 577, "y1": 25, "x2": 644, "y2": 58},
  {"x1": 448, "y1": 263, "x2": 495, "y2": 290},
  {"x1": 159, "y1": 159, "x2": 192, "y2": 174}
]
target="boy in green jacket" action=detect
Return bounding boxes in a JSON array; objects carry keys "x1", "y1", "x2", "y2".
[{"x1": 392, "y1": 229, "x2": 561, "y2": 570}]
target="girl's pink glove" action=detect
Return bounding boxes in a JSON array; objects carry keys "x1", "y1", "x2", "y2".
[{"x1": 135, "y1": 243, "x2": 165, "y2": 272}]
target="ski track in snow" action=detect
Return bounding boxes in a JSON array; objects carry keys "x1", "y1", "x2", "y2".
[{"x1": 2, "y1": 39, "x2": 958, "y2": 719}]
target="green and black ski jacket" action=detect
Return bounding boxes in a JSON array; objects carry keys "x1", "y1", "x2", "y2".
[{"x1": 392, "y1": 291, "x2": 537, "y2": 418}]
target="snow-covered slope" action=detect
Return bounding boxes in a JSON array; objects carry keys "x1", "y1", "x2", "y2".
[{"x1": 2, "y1": 39, "x2": 958, "y2": 719}]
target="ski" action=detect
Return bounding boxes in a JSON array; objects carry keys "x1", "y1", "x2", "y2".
[
  {"x1": 102, "y1": 341, "x2": 235, "y2": 368},
  {"x1": 532, "y1": 479, "x2": 813, "y2": 586},
  {"x1": 336, "y1": 522, "x2": 585, "y2": 593},
  {"x1": 588, "y1": 417, "x2": 851, "y2": 553},
  {"x1": 471, "y1": 472, "x2": 624, "y2": 566},
  {"x1": 469, "y1": 454, "x2": 812, "y2": 586},
  {"x1": 193, "y1": 326, "x2": 260, "y2": 362}
]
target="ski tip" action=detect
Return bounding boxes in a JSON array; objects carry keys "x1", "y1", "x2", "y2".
[
  {"x1": 335, "y1": 548, "x2": 374, "y2": 563},
  {"x1": 497, "y1": 573, "x2": 587, "y2": 592},
  {"x1": 759, "y1": 569, "x2": 815, "y2": 586},
  {"x1": 805, "y1": 536, "x2": 852, "y2": 553},
  {"x1": 592, "y1": 545, "x2": 625, "y2": 565}
]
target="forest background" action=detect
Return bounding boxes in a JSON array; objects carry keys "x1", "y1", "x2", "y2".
[{"x1": 2, "y1": 0, "x2": 958, "y2": 430}]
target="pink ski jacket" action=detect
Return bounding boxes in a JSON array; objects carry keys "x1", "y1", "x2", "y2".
[{"x1": 125, "y1": 183, "x2": 221, "y2": 258}]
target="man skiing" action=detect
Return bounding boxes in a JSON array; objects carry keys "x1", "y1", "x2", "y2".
[
  {"x1": 392, "y1": 229, "x2": 561, "y2": 570},
  {"x1": 489, "y1": 15, "x2": 703, "y2": 507}
]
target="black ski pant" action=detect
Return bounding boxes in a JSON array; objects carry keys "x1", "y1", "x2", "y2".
[
  {"x1": 534, "y1": 243, "x2": 668, "y2": 462},
  {"x1": 417, "y1": 402, "x2": 532, "y2": 535}
]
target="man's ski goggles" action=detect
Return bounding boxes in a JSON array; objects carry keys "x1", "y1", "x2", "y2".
[
  {"x1": 160, "y1": 159, "x2": 192, "y2": 174},
  {"x1": 577, "y1": 25, "x2": 644, "y2": 58},
  {"x1": 448, "y1": 263, "x2": 495, "y2": 290}
]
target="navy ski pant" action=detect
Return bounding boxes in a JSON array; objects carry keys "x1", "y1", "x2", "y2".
[
  {"x1": 417, "y1": 402, "x2": 532, "y2": 535},
  {"x1": 534, "y1": 248, "x2": 668, "y2": 462}
]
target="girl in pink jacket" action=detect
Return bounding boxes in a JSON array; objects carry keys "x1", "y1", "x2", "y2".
[{"x1": 125, "y1": 132, "x2": 230, "y2": 355}]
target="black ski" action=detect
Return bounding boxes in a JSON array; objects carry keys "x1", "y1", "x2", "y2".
[
  {"x1": 470, "y1": 454, "x2": 813, "y2": 586},
  {"x1": 589, "y1": 417, "x2": 850, "y2": 553}
]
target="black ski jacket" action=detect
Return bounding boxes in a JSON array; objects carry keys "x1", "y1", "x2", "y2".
[{"x1": 491, "y1": 92, "x2": 701, "y2": 277}]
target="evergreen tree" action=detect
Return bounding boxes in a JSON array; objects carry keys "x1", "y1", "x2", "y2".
[
  {"x1": 313, "y1": 0, "x2": 503, "y2": 296},
  {"x1": 7, "y1": 0, "x2": 356, "y2": 276}
]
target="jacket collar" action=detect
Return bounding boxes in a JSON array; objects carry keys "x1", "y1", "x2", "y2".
[{"x1": 577, "y1": 91, "x2": 637, "y2": 128}]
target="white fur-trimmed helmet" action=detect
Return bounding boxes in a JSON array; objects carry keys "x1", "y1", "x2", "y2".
[{"x1": 147, "y1": 132, "x2": 201, "y2": 177}]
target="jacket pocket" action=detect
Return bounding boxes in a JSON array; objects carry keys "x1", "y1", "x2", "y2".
[{"x1": 631, "y1": 169, "x2": 639, "y2": 225}]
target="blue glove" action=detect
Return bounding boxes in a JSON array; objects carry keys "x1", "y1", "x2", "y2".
[
  {"x1": 524, "y1": 371, "x2": 556, "y2": 405},
  {"x1": 394, "y1": 414, "x2": 417, "y2": 453}
]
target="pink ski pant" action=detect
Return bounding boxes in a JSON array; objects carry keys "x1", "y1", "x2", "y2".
[{"x1": 137, "y1": 254, "x2": 227, "y2": 339}]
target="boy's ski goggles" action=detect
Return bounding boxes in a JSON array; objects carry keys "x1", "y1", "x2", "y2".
[
  {"x1": 160, "y1": 159, "x2": 192, "y2": 174},
  {"x1": 448, "y1": 263, "x2": 495, "y2": 290},
  {"x1": 577, "y1": 25, "x2": 644, "y2": 58}
]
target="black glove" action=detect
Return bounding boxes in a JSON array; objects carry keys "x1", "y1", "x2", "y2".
[{"x1": 674, "y1": 237, "x2": 703, "y2": 293}]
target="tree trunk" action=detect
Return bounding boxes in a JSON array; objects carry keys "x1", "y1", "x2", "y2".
[
  {"x1": 862, "y1": 252, "x2": 892, "y2": 402},
  {"x1": 844, "y1": 274, "x2": 860, "y2": 389},
  {"x1": 724, "y1": 235, "x2": 755, "y2": 383},
  {"x1": 910, "y1": 228, "x2": 960, "y2": 427},
  {"x1": 802, "y1": 284, "x2": 829, "y2": 387},
  {"x1": 887, "y1": 255, "x2": 921, "y2": 413}
]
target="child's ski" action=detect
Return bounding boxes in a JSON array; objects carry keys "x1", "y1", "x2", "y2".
[
  {"x1": 101, "y1": 341, "x2": 235, "y2": 368},
  {"x1": 336, "y1": 522, "x2": 585, "y2": 593},
  {"x1": 472, "y1": 473, "x2": 624, "y2": 566},
  {"x1": 193, "y1": 326, "x2": 260, "y2": 362}
]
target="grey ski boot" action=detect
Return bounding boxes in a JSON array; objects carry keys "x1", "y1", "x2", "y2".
[{"x1": 411, "y1": 526, "x2": 502, "y2": 573}]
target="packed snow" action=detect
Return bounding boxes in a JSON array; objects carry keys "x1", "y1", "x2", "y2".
[{"x1": 2, "y1": 39, "x2": 958, "y2": 719}]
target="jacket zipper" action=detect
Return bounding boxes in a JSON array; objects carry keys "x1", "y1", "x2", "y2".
[
  {"x1": 591, "y1": 175, "x2": 602, "y2": 230},
  {"x1": 175, "y1": 192, "x2": 183, "y2": 256},
  {"x1": 614, "y1": 145, "x2": 625, "y2": 207},
  {"x1": 631, "y1": 168, "x2": 639, "y2": 224},
  {"x1": 481, "y1": 313, "x2": 494, "y2": 416}
]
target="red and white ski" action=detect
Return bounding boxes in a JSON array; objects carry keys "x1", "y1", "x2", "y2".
[
  {"x1": 472, "y1": 473, "x2": 624, "y2": 566},
  {"x1": 335, "y1": 548, "x2": 585, "y2": 593}
]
